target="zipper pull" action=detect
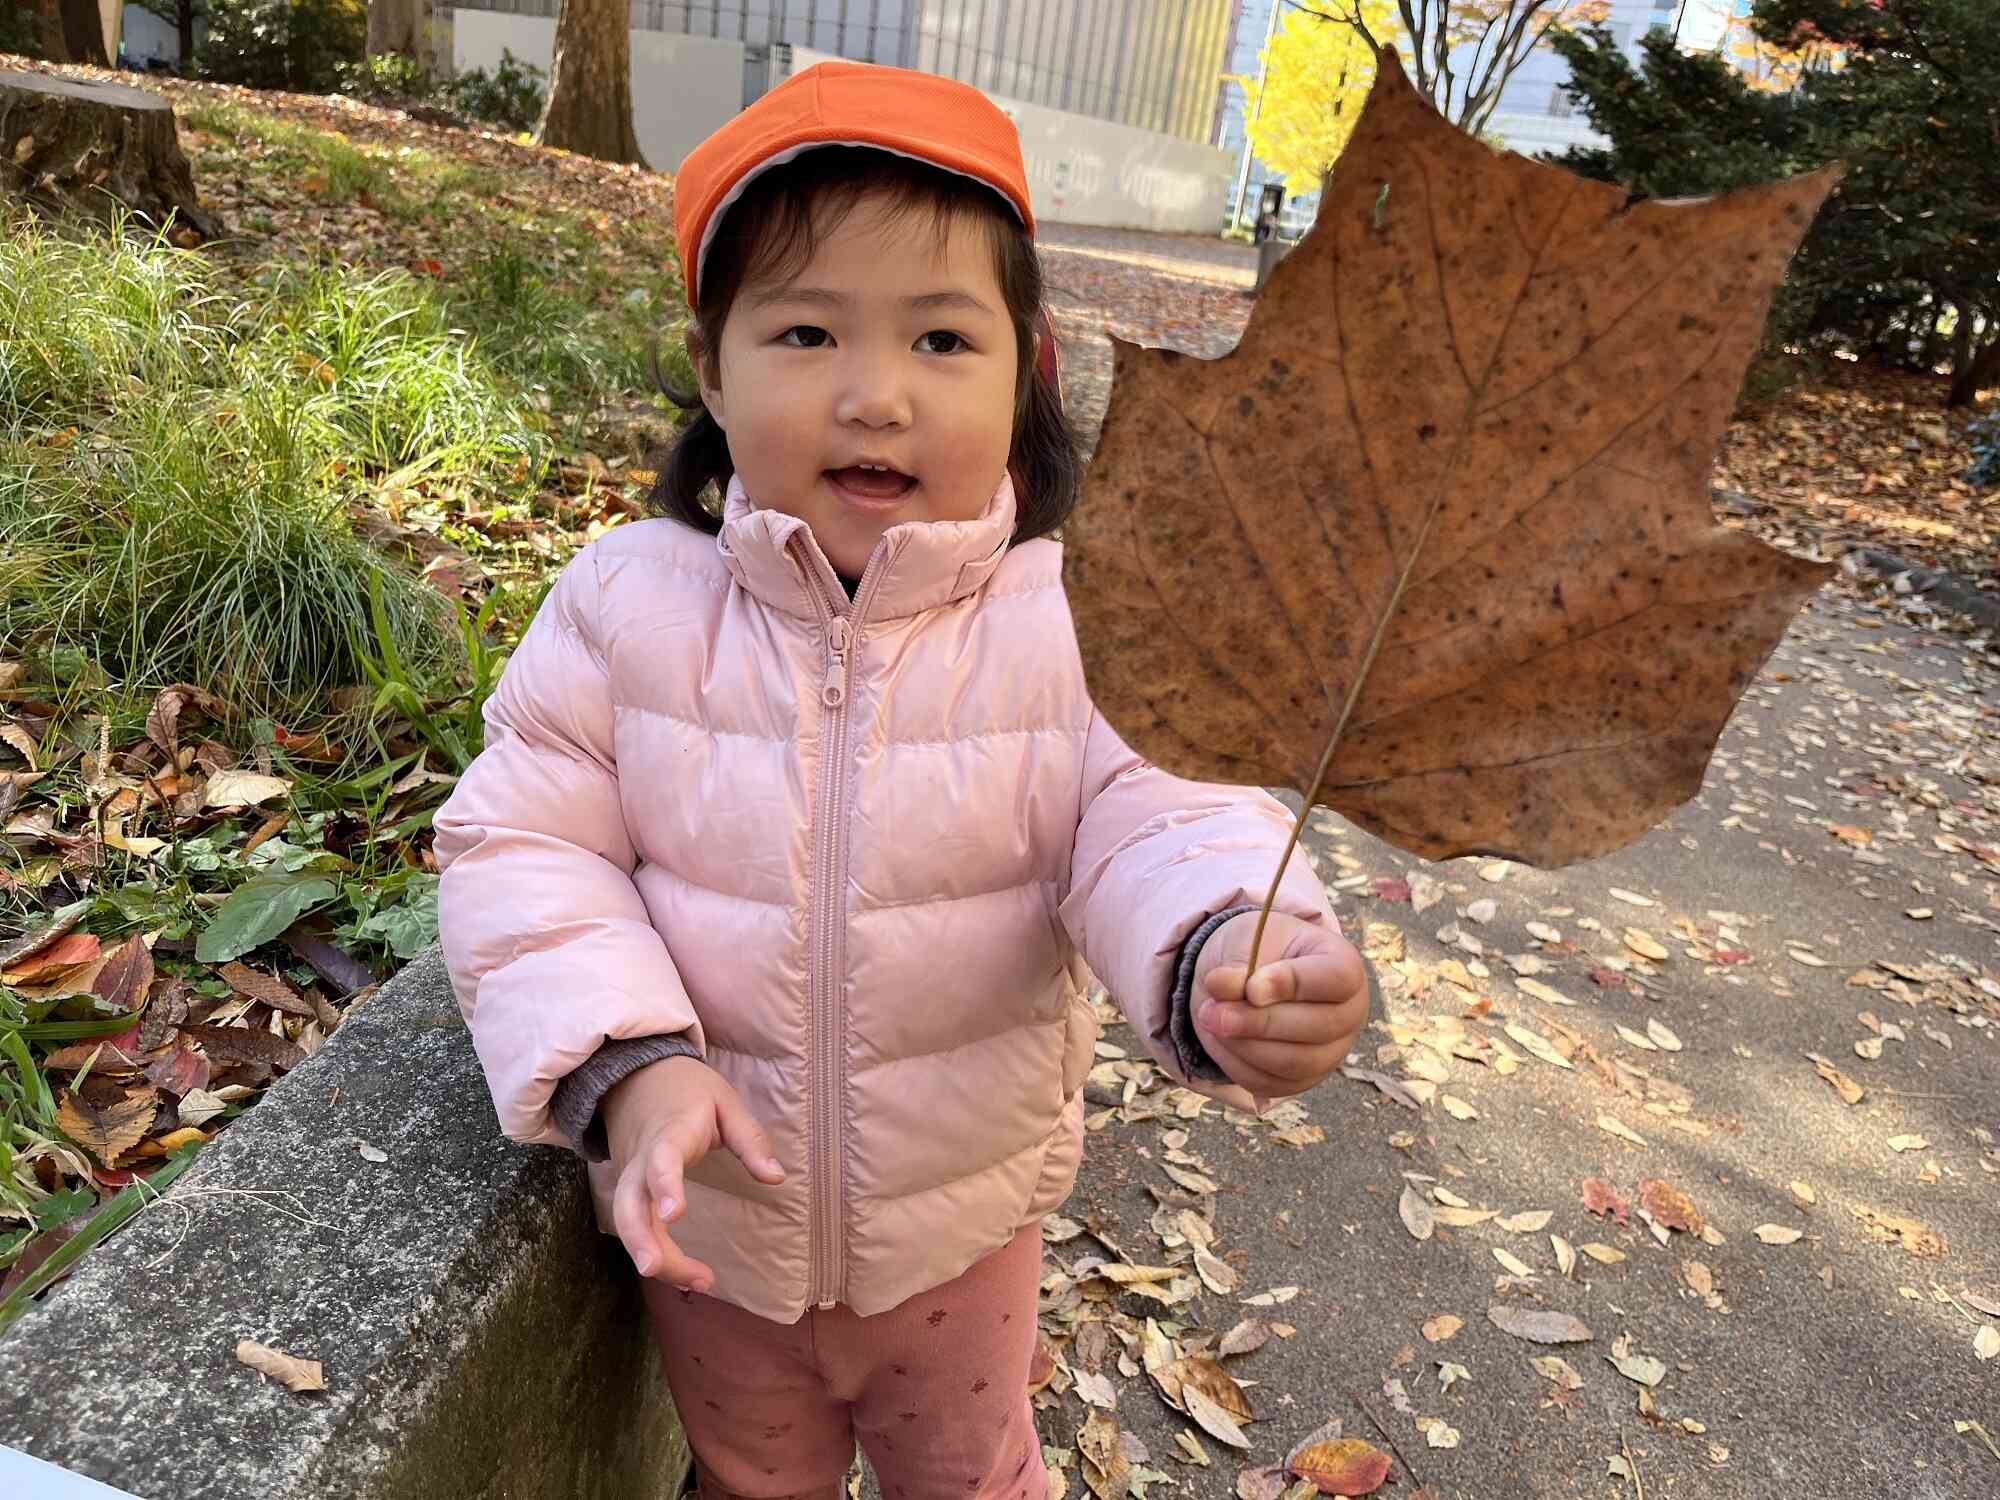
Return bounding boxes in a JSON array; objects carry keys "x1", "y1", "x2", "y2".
[{"x1": 822, "y1": 617, "x2": 850, "y2": 708}]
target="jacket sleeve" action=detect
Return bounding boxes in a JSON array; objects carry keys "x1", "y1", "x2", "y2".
[
  {"x1": 432, "y1": 545, "x2": 703, "y2": 1152},
  {"x1": 1057, "y1": 707, "x2": 1339, "y2": 1100}
]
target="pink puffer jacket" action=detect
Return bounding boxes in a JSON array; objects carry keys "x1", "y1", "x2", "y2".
[{"x1": 432, "y1": 471, "x2": 1337, "y2": 1322}]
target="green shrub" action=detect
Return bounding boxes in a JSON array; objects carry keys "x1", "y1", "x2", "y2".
[{"x1": 442, "y1": 50, "x2": 546, "y2": 133}]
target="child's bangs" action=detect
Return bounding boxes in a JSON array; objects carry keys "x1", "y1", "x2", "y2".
[{"x1": 710, "y1": 151, "x2": 1005, "y2": 308}]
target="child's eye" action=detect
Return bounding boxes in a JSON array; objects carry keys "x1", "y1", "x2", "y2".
[
  {"x1": 919, "y1": 331, "x2": 968, "y2": 355},
  {"x1": 777, "y1": 326, "x2": 829, "y2": 348}
]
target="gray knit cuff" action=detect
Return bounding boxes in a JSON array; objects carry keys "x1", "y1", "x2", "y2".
[
  {"x1": 1169, "y1": 904, "x2": 1259, "y2": 1084},
  {"x1": 549, "y1": 1033, "x2": 705, "y2": 1163}
]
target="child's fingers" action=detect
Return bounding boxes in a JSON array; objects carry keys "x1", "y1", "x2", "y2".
[
  {"x1": 1200, "y1": 997, "x2": 1351, "y2": 1045},
  {"x1": 714, "y1": 1089, "x2": 786, "y2": 1185},
  {"x1": 1209, "y1": 1035, "x2": 1347, "y2": 1088},
  {"x1": 613, "y1": 1147, "x2": 712, "y2": 1291}
]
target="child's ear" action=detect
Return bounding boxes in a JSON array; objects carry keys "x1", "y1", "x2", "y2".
[{"x1": 690, "y1": 329, "x2": 727, "y2": 430}]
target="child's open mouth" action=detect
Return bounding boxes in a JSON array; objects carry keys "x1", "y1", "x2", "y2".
[{"x1": 826, "y1": 466, "x2": 917, "y2": 505}]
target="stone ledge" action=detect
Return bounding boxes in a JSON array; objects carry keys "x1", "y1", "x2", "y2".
[{"x1": 0, "y1": 947, "x2": 687, "y2": 1500}]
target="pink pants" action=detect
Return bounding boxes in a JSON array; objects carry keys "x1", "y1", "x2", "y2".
[{"x1": 639, "y1": 1222, "x2": 1049, "y2": 1500}]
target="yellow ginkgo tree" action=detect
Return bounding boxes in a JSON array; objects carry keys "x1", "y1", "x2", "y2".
[
  {"x1": 1232, "y1": 0, "x2": 1397, "y2": 199},
  {"x1": 1287, "y1": 1, "x2": 1612, "y2": 140}
]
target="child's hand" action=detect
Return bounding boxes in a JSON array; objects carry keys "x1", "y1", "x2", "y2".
[
  {"x1": 604, "y1": 1056, "x2": 785, "y2": 1293},
  {"x1": 1190, "y1": 912, "x2": 1368, "y2": 1099}
]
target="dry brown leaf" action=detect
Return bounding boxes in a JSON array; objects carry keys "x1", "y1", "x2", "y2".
[
  {"x1": 1183, "y1": 1382, "x2": 1253, "y2": 1450},
  {"x1": 218, "y1": 960, "x2": 315, "y2": 1018},
  {"x1": 55, "y1": 1086, "x2": 157, "y2": 1170},
  {"x1": 1808, "y1": 1052, "x2": 1865, "y2": 1105},
  {"x1": 1153, "y1": 1355, "x2": 1255, "y2": 1426},
  {"x1": 1851, "y1": 1203, "x2": 1946, "y2": 1259},
  {"x1": 1487, "y1": 1304, "x2": 1594, "y2": 1344},
  {"x1": 1062, "y1": 53, "x2": 1833, "y2": 876},
  {"x1": 1399, "y1": 1183, "x2": 1435, "y2": 1241},
  {"x1": 1289, "y1": 1437, "x2": 1392, "y2": 1497},
  {"x1": 1580, "y1": 1242, "x2": 1627, "y2": 1265},
  {"x1": 1218, "y1": 1318, "x2": 1276, "y2": 1358},
  {"x1": 235, "y1": 1337, "x2": 325, "y2": 1394},
  {"x1": 1499, "y1": 1209, "x2": 1553, "y2": 1233},
  {"x1": 1638, "y1": 1179, "x2": 1705, "y2": 1236},
  {"x1": 1078, "y1": 1409, "x2": 1131, "y2": 1500},
  {"x1": 1421, "y1": 1313, "x2": 1463, "y2": 1343}
]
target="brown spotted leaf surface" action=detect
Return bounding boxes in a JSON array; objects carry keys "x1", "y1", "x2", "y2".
[{"x1": 1062, "y1": 49, "x2": 1838, "y2": 866}]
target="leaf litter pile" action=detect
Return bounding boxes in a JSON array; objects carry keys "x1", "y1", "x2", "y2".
[{"x1": 1041, "y1": 49, "x2": 2000, "y2": 1496}]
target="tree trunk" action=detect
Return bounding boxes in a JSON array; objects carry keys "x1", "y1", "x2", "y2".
[
  {"x1": 537, "y1": 0, "x2": 646, "y2": 168},
  {"x1": 1948, "y1": 332, "x2": 2000, "y2": 409},
  {"x1": 58, "y1": 0, "x2": 109, "y2": 66},
  {"x1": 178, "y1": 0, "x2": 196, "y2": 71},
  {"x1": 367, "y1": 0, "x2": 432, "y2": 70},
  {"x1": 0, "y1": 68, "x2": 224, "y2": 241}
]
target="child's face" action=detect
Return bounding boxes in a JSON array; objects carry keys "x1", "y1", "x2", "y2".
[{"x1": 699, "y1": 191, "x2": 1020, "y2": 583}]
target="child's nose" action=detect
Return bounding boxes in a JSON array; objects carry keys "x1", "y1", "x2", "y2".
[{"x1": 834, "y1": 353, "x2": 912, "y2": 428}]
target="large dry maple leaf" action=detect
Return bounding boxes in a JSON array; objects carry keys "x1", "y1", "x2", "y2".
[{"x1": 1065, "y1": 49, "x2": 1836, "y2": 891}]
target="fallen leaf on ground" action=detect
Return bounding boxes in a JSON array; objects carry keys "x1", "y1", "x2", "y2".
[
  {"x1": 1442, "y1": 1094, "x2": 1479, "y2": 1120},
  {"x1": 1419, "y1": 1418, "x2": 1461, "y2": 1449},
  {"x1": 1851, "y1": 1204, "x2": 1946, "y2": 1258},
  {"x1": 1755, "y1": 1224, "x2": 1804, "y2": 1245},
  {"x1": 1646, "y1": 1019, "x2": 1682, "y2": 1052},
  {"x1": 1581, "y1": 1243, "x2": 1627, "y2": 1265},
  {"x1": 1808, "y1": 1053, "x2": 1865, "y2": 1105},
  {"x1": 1608, "y1": 1351, "x2": 1668, "y2": 1387},
  {"x1": 1887, "y1": 1134, "x2": 1929, "y2": 1153},
  {"x1": 1623, "y1": 929, "x2": 1670, "y2": 962},
  {"x1": 1288, "y1": 1438, "x2": 1391, "y2": 1497},
  {"x1": 1494, "y1": 1247, "x2": 1534, "y2": 1278},
  {"x1": 235, "y1": 1338, "x2": 325, "y2": 1393},
  {"x1": 1487, "y1": 1304, "x2": 1593, "y2": 1344},
  {"x1": 1184, "y1": 1383, "x2": 1252, "y2": 1450},
  {"x1": 1506, "y1": 1024, "x2": 1574, "y2": 1070},
  {"x1": 1400, "y1": 1184, "x2": 1435, "y2": 1242},
  {"x1": 1582, "y1": 1178, "x2": 1631, "y2": 1225},
  {"x1": 1638, "y1": 1179, "x2": 1705, "y2": 1235},
  {"x1": 1499, "y1": 1209, "x2": 1553, "y2": 1233},
  {"x1": 1532, "y1": 1355, "x2": 1585, "y2": 1390},
  {"x1": 1422, "y1": 1314, "x2": 1463, "y2": 1343},
  {"x1": 1974, "y1": 1327, "x2": 2000, "y2": 1362},
  {"x1": 1598, "y1": 1114, "x2": 1648, "y2": 1147}
]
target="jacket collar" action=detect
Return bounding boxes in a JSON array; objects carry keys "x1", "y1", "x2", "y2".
[{"x1": 715, "y1": 470, "x2": 1017, "y2": 622}]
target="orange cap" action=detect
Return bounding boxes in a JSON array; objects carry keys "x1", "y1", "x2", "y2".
[{"x1": 673, "y1": 60, "x2": 1036, "y2": 311}]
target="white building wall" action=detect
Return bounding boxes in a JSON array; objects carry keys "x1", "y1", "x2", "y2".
[
  {"x1": 450, "y1": 10, "x2": 744, "y2": 177},
  {"x1": 780, "y1": 43, "x2": 1233, "y2": 234}
]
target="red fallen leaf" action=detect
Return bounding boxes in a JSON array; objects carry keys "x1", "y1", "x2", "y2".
[
  {"x1": 411, "y1": 257, "x2": 445, "y2": 277},
  {"x1": 1588, "y1": 967, "x2": 1628, "y2": 987},
  {"x1": 145, "y1": 1041, "x2": 212, "y2": 1098},
  {"x1": 1713, "y1": 948, "x2": 1752, "y2": 964},
  {"x1": 1582, "y1": 1177, "x2": 1631, "y2": 1226},
  {"x1": 1372, "y1": 877, "x2": 1411, "y2": 902},
  {"x1": 1290, "y1": 1436, "x2": 1392, "y2": 1496}
]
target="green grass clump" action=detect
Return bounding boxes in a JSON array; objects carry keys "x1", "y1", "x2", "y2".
[{"x1": 0, "y1": 208, "x2": 547, "y2": 719}]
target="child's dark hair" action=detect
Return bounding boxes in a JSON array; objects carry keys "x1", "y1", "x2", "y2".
[{"x1": 647, "y1": 146, "x2": 1082, "y2": 545}]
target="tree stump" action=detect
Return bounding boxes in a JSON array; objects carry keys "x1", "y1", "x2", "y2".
[{"x1": 0, "y1": 68, "x2": 224, "y2": 242}]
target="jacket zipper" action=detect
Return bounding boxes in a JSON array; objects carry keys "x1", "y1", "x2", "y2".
[{"x1": 795, "y1": 537, "x2": 883, "y2": 1310}]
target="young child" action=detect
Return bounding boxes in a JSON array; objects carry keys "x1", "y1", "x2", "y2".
[{"x1": 434, "y1": 60, "x2": 1368, "y2": 1500}]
